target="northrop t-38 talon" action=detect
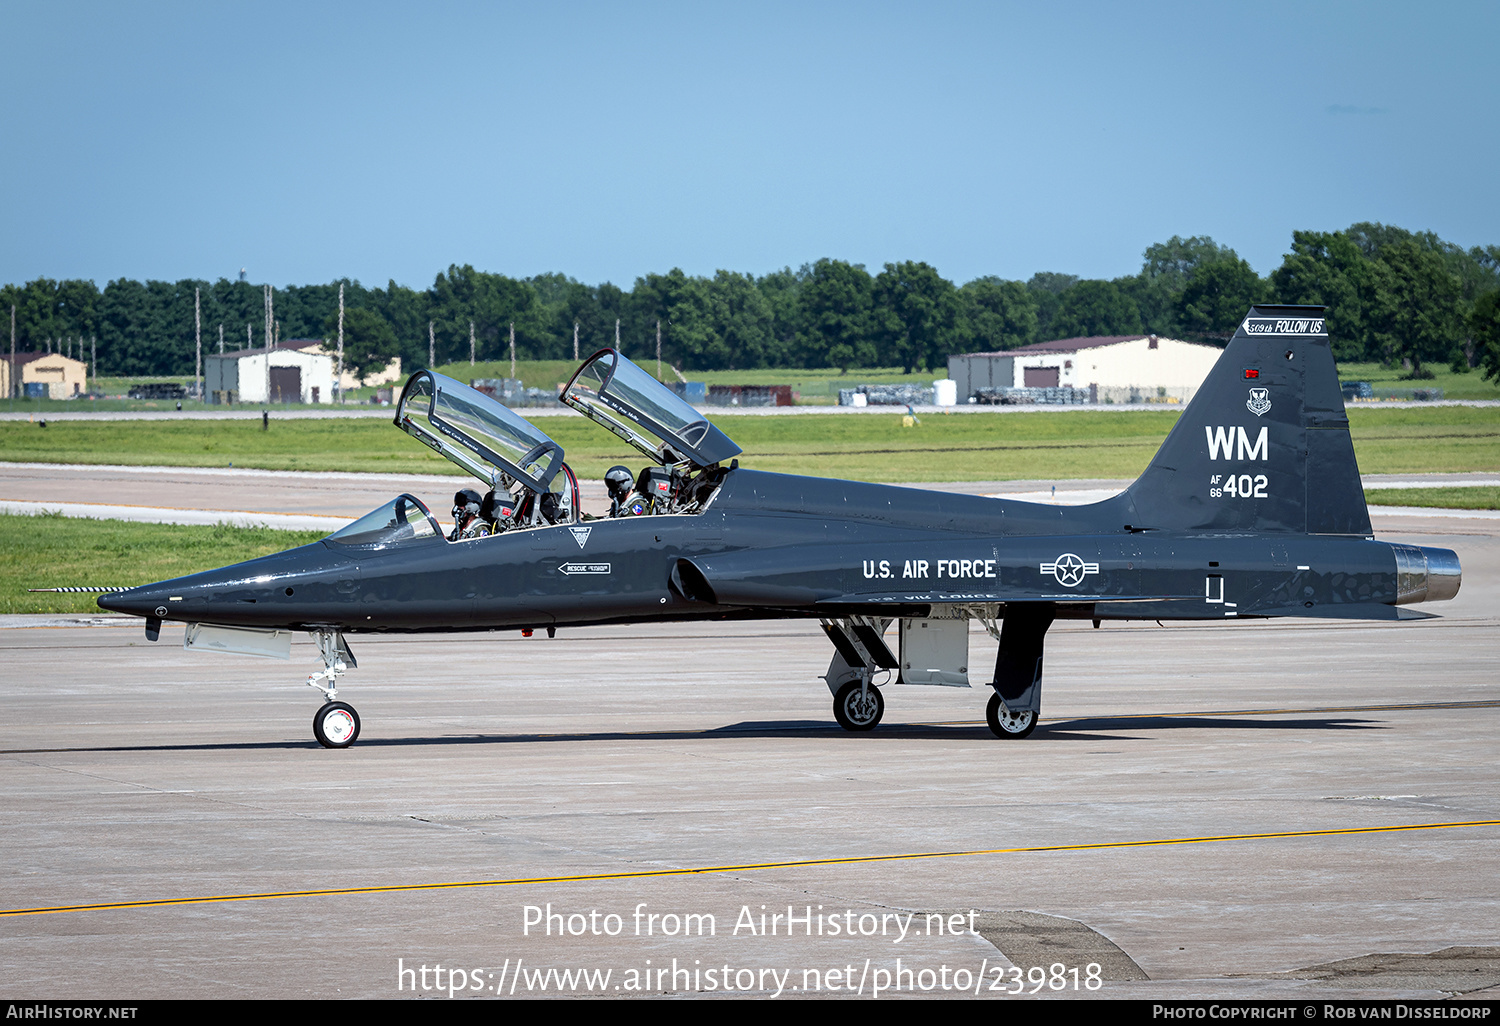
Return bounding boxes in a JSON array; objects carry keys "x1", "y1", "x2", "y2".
[{"x1": 100, "y1": 306, "x2": 1461, "y2": 747}]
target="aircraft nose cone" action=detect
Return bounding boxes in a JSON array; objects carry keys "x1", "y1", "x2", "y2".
[
  {"x1": 98, "y1": 541, "x2": 362, "y2": 630},
  {"x1": 97, "y1": 542, "x2": 347, "y2": 623},
  {"x1": 98, "y1": 582, "x2": 204, "y2": 619}
]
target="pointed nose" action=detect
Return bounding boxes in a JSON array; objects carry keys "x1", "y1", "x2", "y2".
[
  {"x1": 98, "y1": 583, "x2": 178, "y2": 619},
  {"x1": 97, "y1": 542, "x2": 358, "y2": 628}
]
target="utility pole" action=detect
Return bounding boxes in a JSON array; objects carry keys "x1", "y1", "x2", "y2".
[
  {"x1": 573, "y1": 320, "x2": 579, "y2": 361},
  {"x1": 263, "y1": 285, "x2": 273, "y2": 404},
  {"x1": 9, "y1": 304, "x2": 14, "y2": 407},
  {"x1": 247, "y1": 323, "x2": 252, "y2": 351},
  {"x1": 194, "y1": 286, "x2": 202, "y2": 404},
  {"x1": 615, "y1": 318, "x2": 620, "y2": 349},
  {"x1": 656, "y1": 319, "x2": 662, "y2": 380},
  {"x1": 337, "y1": 283, "x2": 345, "y2": 403},
  {"x1": 470, "y1": 319, "x2": 476, "y2": 366},
  {"x1": 428, "y1": 321, "x2": 435, "y2": 369},
  {"x1": 90, "y1": 336, "x2": 96, "y2": 396},
  {"x1": 218, "y1": 323, "x2": 224, "y2": 355},
  {"x1": 509, "y1": 322, "x2": 515, "y2": 379}
]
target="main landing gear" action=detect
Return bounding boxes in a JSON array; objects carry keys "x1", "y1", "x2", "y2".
[
  {"x1": 820, "y1": 606, "x2": 1056, "y2": 739},
  {"x1": 820, "y1": 617, "x2": 896, "y2": 732},
  {"x1": 984, "y1": 604, "x2": 1053, "y2": 740},
  {"x1": 307, "y1": 629, "x2": 360, "y2": 748}
]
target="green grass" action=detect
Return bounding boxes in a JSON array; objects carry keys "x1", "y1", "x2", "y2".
[
  {"x1": 2, "y1": 405, "x2": 1497, "y2": 482},
  {"x1": 1337, "y1": 361, "x2": 1500, "y2": 401},
  {"x1": 721, "y1": 409, "x2": 1181, "y2": 481},
  {"x1": 1364, "y1": 487, "x2": 1500, "y2": 510},
  {"x1": 0, "y1": 513, "x2": 327, "y2": 614},
  {"x1": 1342, "y1": 406, "x2": 1500, "y2": 476}
]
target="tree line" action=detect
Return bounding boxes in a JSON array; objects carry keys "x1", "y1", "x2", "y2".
[{"x1": 4, "y1": 221, "x2": 1498, "y2": 384}]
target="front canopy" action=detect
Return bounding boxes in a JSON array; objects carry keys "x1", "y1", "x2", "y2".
[
  {"x1": 395, "y1": 370, "x2": 564, "y2": 492},
  {"x1": 326, "y1": 494, "x2": 441, "y2": 550},
  {"x1": 561, "y1": 349, "x2": 742, "y2": 470}
]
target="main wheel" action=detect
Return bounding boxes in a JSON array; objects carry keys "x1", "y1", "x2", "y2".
[
  {"x1": 833, "y1": 681, "x2": 884, "y2": 732},
  {"x1": 986, "y1": 692, "x2": 1036, "y2": 739},
  {"x1": 314, "y1": 701, "x2": 361, "y2": 748}
]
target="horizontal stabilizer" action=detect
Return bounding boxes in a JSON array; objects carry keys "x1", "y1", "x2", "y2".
[{"x1": 1249, "y1": 603, "x2": 1438, "y2": 621}]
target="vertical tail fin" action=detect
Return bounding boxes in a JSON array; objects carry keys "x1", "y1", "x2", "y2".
[{"x1": 1123, "y1": 305, "x2": 1371, "y2": 536}]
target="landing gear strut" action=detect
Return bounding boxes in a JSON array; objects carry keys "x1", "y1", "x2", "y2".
[{"x1": 307, "y1": 629, "x2": 360, "y2": 748}]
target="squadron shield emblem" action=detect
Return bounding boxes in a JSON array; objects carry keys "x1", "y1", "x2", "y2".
[{"x1": 1246, "y1": 388, "x2": 1271, "y2": 417}]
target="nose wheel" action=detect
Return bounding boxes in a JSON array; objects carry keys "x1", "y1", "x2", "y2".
[{"x1": 314, "y1": 701, "x2": 361, "y2": 748}]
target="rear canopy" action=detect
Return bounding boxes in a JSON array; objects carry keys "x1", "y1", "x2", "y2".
[{"x1": 561, "y1": 349, "x2": 742, "y2": 470}]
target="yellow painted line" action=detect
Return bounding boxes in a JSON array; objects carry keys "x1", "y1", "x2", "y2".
[
  {"x1": 5, "y1": 818, "x2": 1497, "y2": 919},
  {"x1": 915, "y1": 699, "x2": 1500, "y2": 729},
  {"x1": 1046, "y1": 699, "x2": 1500, "y2": 721}
]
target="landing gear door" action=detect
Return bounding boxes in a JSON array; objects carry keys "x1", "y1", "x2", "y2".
[
  {"x1": 899, "y1": 618, "x2": 971, "y2": 687},
  {"x1": 394, "y1": 370, "x2": 564, "y2": 493}
]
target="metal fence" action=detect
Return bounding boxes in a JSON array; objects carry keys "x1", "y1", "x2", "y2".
[
  {"x1": 1342, "y1": 381, "x2": 1444, "y2": 402},
  {"x1": 675, "y1": 383, "x2": 793, "y2": 407},
  {"x1": 838, "y1": 384, "x2": 937, "y2": 406},
  {"x1": 972, "y1": 386, "x2": 1094, "y2": 405},
  {"x1": 470, "y1": 378, "x2": 563, "y2": 407}
]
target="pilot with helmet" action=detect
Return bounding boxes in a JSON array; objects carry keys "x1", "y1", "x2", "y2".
[
  {"x1": 605, "y1": 465, "x2": 643, "y2": 518},
  {"x1": 448, "y1": 488, "x2": 490, "y2": 540}
]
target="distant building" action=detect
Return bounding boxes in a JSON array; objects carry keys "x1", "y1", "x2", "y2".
[
  {"x1": 2, "y1": 352, "x2": 89, "y2": 399},
  {"x1": 204, "y1": 345, "x2": 335, "y2": 404},
  {"x1": 293, "y1": 341, "x2": 403, "y2": 391},
  {"x1": 948, "y1": 334, "x2": 1222, "y2": 403}
]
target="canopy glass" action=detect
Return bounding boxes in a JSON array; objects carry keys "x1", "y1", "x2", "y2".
[
  {"x1": 326, "y1": 494, "x2": 441, "y2": 550},
  {"x1": 561, "y1": 350, "x2": 741, "y2": 470},
  {"x1": 394, "y1": 371, "x2": 564, "y2": 492}
]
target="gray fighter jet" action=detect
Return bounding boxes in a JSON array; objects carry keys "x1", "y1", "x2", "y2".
[{"x1": 100, "y1": 305, "x2": 1461, "y2": 747}]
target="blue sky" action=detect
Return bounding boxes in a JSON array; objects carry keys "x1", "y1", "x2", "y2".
[{"x1": 2, "y1": 1, "x2": 1496, "y2": 290}]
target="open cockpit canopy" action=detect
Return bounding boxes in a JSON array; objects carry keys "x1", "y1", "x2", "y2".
[
  {"x1": 395, "y1": 371, "x2": 564, "y2": 493},
  {"x1": 561, "y1": 350, "x2": 741, "y2": 471}
]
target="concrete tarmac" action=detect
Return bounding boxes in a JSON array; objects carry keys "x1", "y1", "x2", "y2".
[{"x1": 1, "y1": 488, "x2": 1497, "y2": 998}]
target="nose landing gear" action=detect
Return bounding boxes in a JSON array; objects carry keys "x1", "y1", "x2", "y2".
[{"x1": 307, "y1": 630, "x2": 360, "y2": 748}]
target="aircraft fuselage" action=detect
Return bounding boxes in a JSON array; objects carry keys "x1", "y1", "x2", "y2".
[{"x1": 101, "y1": 468, "x2": 1456, "y2": 634}]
